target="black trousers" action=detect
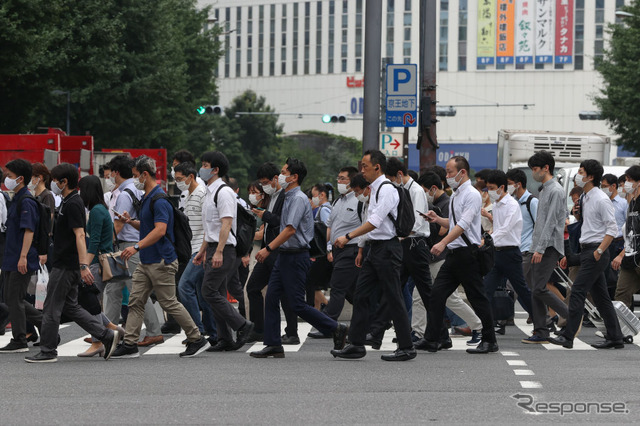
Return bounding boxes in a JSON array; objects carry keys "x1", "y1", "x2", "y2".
[
  {"x1": 227, "y1": 258, "x2": 247, "y2": 318},
  {"x1": 305, "y1": 255, "x2": 333, "y2": 306},
  {"x1": 563, "y1": 246, "x2": 623, "y2": 341},
  {"x1": 323, "y1": 245, "x2": 359, "y2": 320},
  {"x1": 245, "y1": 252, "x2": 298, "y2": 336},
  {"x1": 4, "y1": 270, "x2": 42, "y2": 344},
  {"x1": 426, "y1": 247, "x2": 497, "y2": 343},
  {"x1": 348, "y1": 238, "x2": 413, "y2": 349}
]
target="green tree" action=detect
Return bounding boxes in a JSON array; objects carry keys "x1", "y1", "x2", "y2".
[{"x1": 594, "y1": 3, "x2": 640, "y2": 155}]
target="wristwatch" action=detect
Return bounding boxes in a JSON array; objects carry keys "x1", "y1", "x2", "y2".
[
  {"x1": 345, "y1": 233, "x2": 352, "y2": 241},
  {"x1": 596, "y1": 248, "x2": 604, "y2": 255},
  {"x1": 265, "y1": 245, "x2": 273, "y2": 253},
  {"x1": 134, "y1": 243, "x2": 140, "y2": 251},
  {"x1": 80, "y1": 264, "x2": 88, "y2": 271}
]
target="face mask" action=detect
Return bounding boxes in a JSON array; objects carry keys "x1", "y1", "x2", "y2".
[
  {"x1": 601, "y1": 187, "x2": 612, "y2": 198},
  {"x1": 105, "y1": 179, "x2": 115, "y2": 192},
  {"x1": 618, "y1": 187, "x2": 625, "y2": 196},
  {"x1": 28, "y1": 178, "x2": 39, "y2": 192},
  {"x1": 532, "y1": 170, "x2": 544, "y2": 183},
  {"x1": 278, "y1": 174, "x2": 290, "y2": 190},
  {"x1": 109, "y1": 175, "x2": 116, "y2": 185},
  {"x1": 624, "y1": 181, "x2": 637, "y2": 194},
  {"x1": 4, "y1": 177, "x2": 19, "y2": 191},
  {"x1": 262, "y1": 181, "x2": 277, "y2": 195},
  {"x1": 312, "y1": 196, "x2": 321, "y2": 207},
  {"x1": 176, "y1": 179, "x2": 190, "y2": 192},
  {"x1": 426, "y1": 189, "x2": 435, "y2": 204},
  {"x1": 446, "y1": 170, "x2": 462, "y2": 190},
  {"x1": 356, "y1": 193, "x2": 369, "y2": 203},
  {"x1": 337, "y1": 183, "x2": 349, "y2": 195},
  {"x1": 51, "y1": 181, "x2": 64, "y2": 196},
  {"x1": 133, "y1": 175, "x2": 145, "y2": 190},
  {"x1": 488, "y1": 189, "x2": 501, "y2": 203},
  {"x1": 507, "y1": 184, "x2": 516, "y2": 196},
  {"x1": 171, "y1": 167, "x2": 175, "y2": 179},
  {"x1": 199, "y1": 167, "x2": 214, "y2": 183},
  {"x1": 249, "y1": 193, "x2": 261, "y2": 206},
  {"x1": 575, "y1": 174, "x2": 588, "y2": 188}
]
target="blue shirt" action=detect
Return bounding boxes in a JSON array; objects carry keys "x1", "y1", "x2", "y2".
[
  {"x1": 280, "y1": 187, "x2": 314, "y2": 249},
  {"x1": 115, "y1": 179, "x2": 142, "y2": 242},
  {"x1": 315, "y1": 202, "x2": 332, "y2": 224},
  {"x1": 516, "y1": 190, "x2": 538, "y2": 253},
  {"x1": 139, "y1": 185, "x2": 176, "y2": 265},
  {"x1": 2, "y1": 187, "x2": 39, "y2": 272},
  {"x1": 611, "y1": 195, "x2": 628, "y2": 238}
]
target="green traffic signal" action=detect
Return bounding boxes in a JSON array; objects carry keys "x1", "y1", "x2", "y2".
[
  {"x1": 321, "y1": 114, "x2": 332, "y2": 123},
  {"x1": 196, "y1": 106, "x2": 206, "y2": 115}
]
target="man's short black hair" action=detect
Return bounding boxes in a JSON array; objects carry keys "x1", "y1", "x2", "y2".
[
  {"x1": 109, "y1": 154, "x2": 134, "y2": 179},
  {"x1": 173, "y1": 149, "x2": 195, "y2": 165},
  {"x1": 5, "y1": 159, "x2": 32, "y2": 184},
  {"x1": 528, "y1": 151, "x2": 555, "y2": 174},
  {"x1": 350, "y1": 173, "x2": 369, "y2": 190},
  {"x1": 385, "y1": 157, "x2": 407, "y2": 176},
  {"x1": 421, "y1": 165, "x2": 447, "y2": 188},
  {"x1": 506, "y1": 168, "x2": 527, "y2": 187},
  {"x1": 417, "y1": 172, "x2": 442, "y2": 190},
  {"x1": 579, "y1": 159, "x2": 604, "y2": 187},
  {"x1": 340, "y1": 166, "x2": 359, "y2": 180},
  {"x1": 285, "y1": 157, "x2": 307, "y2": 185},
  {"x1": 626, "y1": 165, "x2": 640, "y2": 182},
  {"x1": 618, "y1": 174, "x2": 627, "y2": 186},
  {"x1": 201, "y1": 151, "x2": 230, "y2": 177},
  {"x1": 602, "y1": 173, "x2": 618, "y2": 188},
  {"x1": 257, "y1": 162, "x2": 279, "y2": 180},
  {"x1": 486, "y1": 169, "x2": 508, "y2": 190},
  {"x1": 407, "y1": 170, "x2": 419, "y2": 180},
  {"x1": 51, "y1": 163, "x2": 79, "y2": 188},
  {"x1": 474, "y1": 169, "x2": 492, "y2": 182},
  {"x1": 449, "y1": 156, "x2": 470, "y2": 173},
  {"x1": 363, "y1": 149, "x2": 387, "y2": 174},
  {"x1": 174, "y1": 162, "x2": 197, "y2": 179}
]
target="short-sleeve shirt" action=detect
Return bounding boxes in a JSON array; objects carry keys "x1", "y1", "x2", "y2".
[
  {"x1": 2, "y1": 187, "x2": 39, "y2": 272},
  {"x1": 202, "y1": 178, "x2": 237, "y2": 246},
  {"x1": 114, "y1": 179, "x2": 142, "y2": 242},
  {"x1": 280, "y1": 186, "x2": 314, "y2": 249},
  {"x1": 53, "y1": 191, "x2": 86, "y2": 270},
  {"x1": 139, "y1": 185, "x2": 176, "y2": 265}
]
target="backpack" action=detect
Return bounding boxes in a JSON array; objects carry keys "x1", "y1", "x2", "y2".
[
  {"x1": 214, "y1": 185, "x2": 257, "y2": 257},
  {"x1": 331, "y1": 196, "x2": 364, "y2": 222},
  {"x1": 149, "y1": 193, "x2": 193, "y2": 264},
  {"x1": 376, "y1": 181, "x2": 415, "y2": 238},
  {"x1": 310, "y1": 204, "x2": 331, "y2": 258},
  {"x1": 16, "y1": 194, "x2": 52, "y2": 256},
  {"x1": 123, "y1": 188, "x2": 142, "y2": 216},
  {"x1": 521, "y1": 194, "x2": 537, "y2": 224}
]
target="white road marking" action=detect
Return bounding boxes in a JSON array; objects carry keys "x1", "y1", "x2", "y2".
[
  {"x1": 507, "y1": 360, "x2": 527, "y2": 366},
  {"x1": 513, "y1": 369, "x2": 535, "y2": 376},
  {"x1": 247, "y1": 322, "x2": 314, "y2": 353},
  {"x1": 514, "y1": 317, "x2": 595, "y2": 350},
  {"x1": 519, "y1": 381, "x2": 542, "y2": 389}
]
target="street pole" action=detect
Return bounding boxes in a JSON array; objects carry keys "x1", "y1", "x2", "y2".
[
  {"x1": 362, "y1": 0, "x2": 382, "y2": 154},
  {"x1": 66, "y1": 91, "x2": 71, "y2": 136},
  {"x1": 418, "y1": 0, "x2": 438, "y2": 168}
]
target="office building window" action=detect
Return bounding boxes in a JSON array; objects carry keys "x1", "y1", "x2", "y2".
[
  {"x1": 304, "y1": 2, "x2": 310, "y2": 75},
  {"x1": 386, "y1": 0, "x2": 394, "y2": 62},
  {"x1": 458, "y1": 0, "x2": 467, "y2": 71},
  {"x1": 439, "y1": 0, "x2": 448, "y2": 71},
  {"x1": 316, "y1": 2, "x2": 322, "y2": 73},
  {"x1": 269, "y1": 4, "x2": 275, "y2": 75},
  {"x1": 282, "y1": 4, "x2": 287, "y2": 75},
  {"x1": 594, "y1": 0, "x2": 604, "y2": 68},
  {"x1": 355, "y1": 0, "x2": 363, "y2": 72},
  {"x1": 224, "y1": 8, "x2": 230, "y2": 77},
  {"x1": 236, "y1": 7, "x2": 242, "y2": 77},
  {"x1": 328, "y1": 1, "x2": 335, "y2": 73},
  {"x1": 293, "y1": 3, "x2": 299, "y2": 75},
  {"x1": 574, "y1": 0, "x2": 584, "y2": 70},
  {"x1": 342, "y1": 0, "x2": 348, "y2": 72}
]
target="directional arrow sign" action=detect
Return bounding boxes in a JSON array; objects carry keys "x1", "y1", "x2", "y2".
[
  {"x1": 379, "y1": 132, "x2": 404, "y2": 158},
  {"x1": 403, "y1": 113, "x2": 416, "y2": 126}
]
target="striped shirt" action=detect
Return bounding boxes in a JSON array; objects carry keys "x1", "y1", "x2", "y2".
[{"x1": 183, "y1": 184, "x2": 207, "y2": 254}]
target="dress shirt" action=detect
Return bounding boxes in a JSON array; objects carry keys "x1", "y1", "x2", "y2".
[
  {"x1": 404, "y1": 178, "x2": 430, "y2": 238},
  {"x1": 531, "y1": 178, "x2": 566, "y2": 256},
  {"x1": 114, "y1": 179, "x2": 143, "y2": 242},
  {"x1": 447, "y1": 179, "x2": 482, "y2": 249},
  {"x1": 203, "y1": 178, "x2": 237, "y2": 246},
  {"x1": 491, "y1": 194, "x2": 523, "y2": 248},
  {"x1": 280, "y1": 186, "x2": 314, "y2": 249},
  {"x1": 516, "y1": 190, "x2": 538, "y2": 253},
  {"x1": 580, "y1": 186, "x2": 618, "y2": 244},
  {"x1": 611, "y1": 194, "x2": 628, "y2": 238},
  {"x1": 367, "y1": 175, "x2": 399, "y2": 241},
  {"x1": 183, "y1": 184, "x2": 206, "y2": 254},
  {"x1": 358, "y1": 201, "x2": 370, "y2": 248},
  {"x1": 107, "y1": 187, "x2": 120, "y2": 221},
  {"x1": 263, "y1": 188, "x2": 283, "y2": 245},
  {"x1": 326, "y1": 191, "x2": 361, "y2": 246}
]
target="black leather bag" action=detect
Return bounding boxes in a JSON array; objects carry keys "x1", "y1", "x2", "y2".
[
  {"x1": 77, "y1": 281, "x2": 102, "y2": 316},
  {"x1": 450, "y1": 203, "x2": 495, "y2": 276},
  {"x1": 492, "y1": 287, "x2": 515, "y2": 320}
]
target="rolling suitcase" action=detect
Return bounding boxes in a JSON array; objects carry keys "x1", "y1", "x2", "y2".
[{"x1": 554, "y1": 267, "x2": 640, "y2": 343}]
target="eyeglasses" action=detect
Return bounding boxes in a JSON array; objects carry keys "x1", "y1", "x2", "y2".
[{"x1": 336, "y1": 176, "x2": 350, "y2": 182}]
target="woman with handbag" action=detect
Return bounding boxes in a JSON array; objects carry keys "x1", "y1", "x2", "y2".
[{"x1": 77, "y1": 176, "x2": 124, "y2": 357}]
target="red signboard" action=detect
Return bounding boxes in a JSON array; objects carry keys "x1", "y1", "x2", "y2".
[{"x1": 555, "y1": 0, "x2": 574, "y2": 64}]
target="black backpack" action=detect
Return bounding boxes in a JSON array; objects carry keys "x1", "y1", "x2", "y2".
[
  {"x1": 309, "y1": 204, "x2": 331, "y2": 258},
  {"x1": 149, "y1": 193, "x2": 193, "y2": 264},
  {"x1": 16, "y1": 193, "x2": 52, "y2": 256},
  {"x1": 214, "y1": 185, "x2": 257, "y2": 257},
  {"x1": 376, "y1": 181, "x2": 415, "y2": 238},
  {"x1": 521, "y1": 194, "x2": 537, "y2": 224}
]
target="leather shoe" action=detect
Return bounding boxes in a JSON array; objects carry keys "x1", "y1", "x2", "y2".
[
  {"x1": 365, "y1": 333, "x2": 382, "y2": 350},
  {"x1": 246, "y1": 330, "x2": 263, "y2": 344},
  {"x1": 381, "y1": 347, "x2": 417, "y2": 361},
  {"x1": 206, "y1": 340, "x2": 238, "y2": 352},
  {"x1": 330, "y1": 344, "x2": 366, "y2": 359},
  {"x1": 466, "y1": 341, "x2": 499, "y2": 354},
  {"x1": 548, "y1": 335, "x2": 573, "y2": 349},
  {"x1": 137, "y1": 335, "x2": 164, "y2": 347},
  {"x1": 414, "y1": 338, "x2": 439, "y2": 352},
  {"x1": 332, "y1": 323, "x2": 348, "y2": 350},
  {"x1": 250, "y1": 345, "x2": 285, "y2": 358},
  {"x1": 591, "y1": 339, "x2": 624, "y2": 349},
  {"x1": 439, "y1": 339, "x2": 453, "y2": 350},
  {"x1": 235, "y1": 321, "x2": 255, "y2": 347},
  {"x1": 281, "y1": 334, "x2": 300, "y2": 345},
  {"x1": 307, "y1": 331, "x2": 331, "y2": 339}
]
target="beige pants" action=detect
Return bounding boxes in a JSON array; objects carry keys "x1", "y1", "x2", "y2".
[
  {"x1": 614, "y1": 266, "x2": 640, "y2": 309},
  {"x1": 124, "y1": 260, "x2": 200, "y2": 346}
]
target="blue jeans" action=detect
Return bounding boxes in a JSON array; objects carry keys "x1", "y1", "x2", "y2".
[{"x1": 178, "y1": 253, "x2": 217, "y2": 339}]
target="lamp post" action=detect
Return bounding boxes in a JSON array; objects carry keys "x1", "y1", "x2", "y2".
[{"x1": 51, "y1": 90, "x2": 70, "y2": 135}]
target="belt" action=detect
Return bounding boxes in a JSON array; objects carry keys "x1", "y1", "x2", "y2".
[
  {"x1": 613, "y1": 237, "x2": 624, "y2": 242},
  {"x1": 449, "y1": 246, "x2": 475, "y2": 254},
  {"x1": 279, "y1": 248, "x2": 309, "y2": 254},
  {"x1": 368, "y1": 238, "x2": 398, "y2": 246},
  {"x1": 580, "y1": 243, "x2": 600, "y2": 249},
  {"x1": 495, "y1": 246, "x2": 519, "y2": 251},
  {"x1": 207, "y1": 242, "x2": 234, "y2": 248}
]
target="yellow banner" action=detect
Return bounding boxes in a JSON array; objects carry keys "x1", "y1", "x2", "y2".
[{"x1": 477, "y1": 0, "x2": 496, "y2": 65}]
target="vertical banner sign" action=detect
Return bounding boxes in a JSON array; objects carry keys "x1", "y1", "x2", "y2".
[
  {"x1": 477, "y1": 0, "x2": 496, "y2": 65},
  {"x1": 535, "y1": 0, "x2": 554, "y2": 63},
  {"x1": 516, "y1": 0, "x2": 534, "y2": 64},
  {"x1": 555, "y1": 0, "x2": 574, "y2": 63},
  {"x1": 496, "y1": 0, "x2": 515, "y2": 64}
]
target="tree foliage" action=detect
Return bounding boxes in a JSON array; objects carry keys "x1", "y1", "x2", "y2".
[{"x1": 594, "y1": 3, "x2": 640, "y2": 155}]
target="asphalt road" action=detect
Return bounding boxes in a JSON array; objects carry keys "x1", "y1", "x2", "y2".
[{"x1": 0, "y1": 311, "x2": 638, "y2": 425}]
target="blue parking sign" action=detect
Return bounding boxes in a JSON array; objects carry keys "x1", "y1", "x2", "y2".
[{"x1": 385, "y1": 64, "x2": 417, "y2": 128}]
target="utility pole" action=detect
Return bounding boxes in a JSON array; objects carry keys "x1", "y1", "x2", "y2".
[
  {"x1": 362, "y1": 0, "x2": 382, "y2": 153},
  {"x1": 417, "y1": 0, "x2": 438, "y2": 168}
]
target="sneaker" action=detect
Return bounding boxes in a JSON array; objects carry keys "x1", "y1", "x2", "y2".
[
  {"x1": 110, "y1": 343, "x2": 140, "y2": 359},
  {"x1": 466, "y1": 330, "x2": 482, "y2": 346},
  {"x1": 137, "y1": 335, "x2": 164, "y2": 347},
  {"x1": 179, "y1": 337, "x2": 211, "y2": 358},
  {"x1": 103, "y1": 329, "x2": 120, "y2": 360},
  {"x1": 521, "y1": 334, "x2": 549, "y2": 344},
  {"x1": 0, "y1": 340, "x2": 29, "y2": 353},
  {"x1": 25, "y1": 351, "x2": 58, "y2": 363}
]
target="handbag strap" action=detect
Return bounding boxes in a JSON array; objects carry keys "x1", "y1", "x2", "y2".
[
  {"x1": 450, "y1": 197, "x2": 474, "y2": 248},
  {"x1": 112, "y1": 226, "x2": 120, "y2": 252}
]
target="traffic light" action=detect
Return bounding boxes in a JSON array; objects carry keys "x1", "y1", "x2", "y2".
[
  {"x1": 579, "y1": 111, "x2": 602, "y2": 120},
  {"x1": 197, "y1": 105, "x2": 223, "y2": 115},
  {"x1": 321, "y1": 114, "x2": 347, "y2": 123},
  {"x1": 436, "y1": 106, "x2": 457, "y2": 117}
]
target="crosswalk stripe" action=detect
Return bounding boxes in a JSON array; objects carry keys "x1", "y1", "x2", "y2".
[
  {"x1": 145, "y1": 332, "x2": 187, "y2": 355},
  {"x1": 513, "y1": 317, "x2": 596, "y2": 350},
  {"x1": 247, "y1": 322, "x2": 313, "y2": 353}
]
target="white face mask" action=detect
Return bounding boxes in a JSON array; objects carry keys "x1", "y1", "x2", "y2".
[
  {"x1": 446, "y1": 170, "x2": 462, "y2": 190},
  {"x1": 176, "y1": 179, "x2": 190, "y2": 192},
  {"x1": 249, "y1": 193, "x2": 261, "y2": 206},
  {"x1": 426, "y1": 188, "x2": 435, "y2": 204},
  {"x1": 109, "y1": 175, "x2": 116, "y2": 185},
  {"x1": 171, "y1": 167, "x2": 176, "y2": 179},
  {"x1": 51, "y1": 180, "x2": 64, "y2": 196},
  {"x1": 312, "y1": 196, "x2": 321, "y2": 207},
  {"x1": 624, "y1": 181, "x2": 637, "y2": 194},
  {"x1": 507, "y1": 184, "x2": 517, "y2": 196},
  {"x1": 133, "y1": 175, "x2": 145, "y2": 190},
  {"x1": 575, "y1": 174, "x2": 588, "y2": 188},
  {"x1": 262, "y1": 181, "x2": 277, "y2": 195},
  {"x1": 356, "y1": 193, "x2": 369, "y2": 203},
  {"x1": 601, "y1": 187, "x2": 612, "y2": 198},
  {"x1": 28, "y1": 178, "x2": 39, "y2": 192},
  {"x1": 488, "y1": 189, "x2": 501, "y2": 203},
  {"x1": 618, "y1": 187, "x2": 625, "y2": 196},
  {"x1": 337, "y1": 183, "x2": 349, "y2": 195},
  {"x1": 278, "y1": 174, "x2": 290, "y2": 190},
  {"x1": 4, "y1": 177, "x2": 19, "y2": 191},
  {"x1": 105, "y1": 178, "x2": 115, "y2": 192}
]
